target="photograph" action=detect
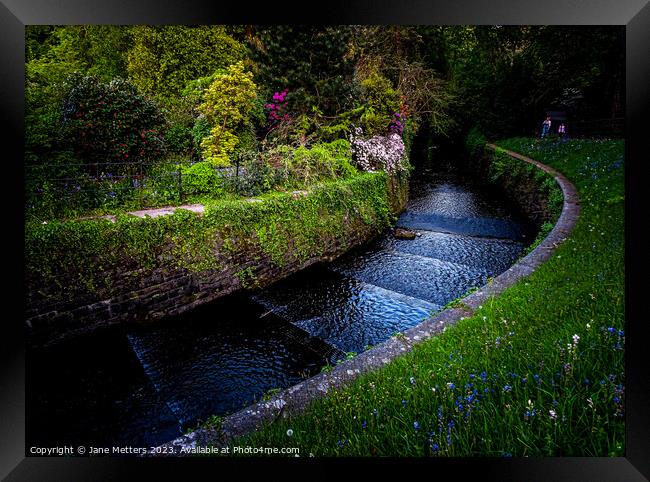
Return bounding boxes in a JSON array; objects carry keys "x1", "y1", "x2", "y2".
[
  {"x1": 23, "y1": 23, "x2": 627, "y2": 455},
  {"x1": 1, "y1": 2, "x2": 647, "y2": 479}
]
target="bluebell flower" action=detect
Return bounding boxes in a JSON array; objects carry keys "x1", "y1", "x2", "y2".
[
  {"x1": 361, "y1": 420, "x2": 367, "y2": 429},
  {"x1": 402, "y1": 399, "x2": 408, "y2": 407},
  {"x1": 469, "y1": 373, "x2": 476, "y2": 379},
  {"x1": 618, "y1": 330, "x2": 624, "y2": 337},
  {"x1": 503, "y1": 385, "x2": 512, "y2": 393},
  {"x1": 413, "y1": 421, "x2": 420, "y2": 430}
]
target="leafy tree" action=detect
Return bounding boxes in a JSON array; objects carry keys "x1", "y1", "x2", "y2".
[
  {"x1": 25, "y1": 26, "x2": 133, "y2": 165},
  {"x1": 196, "y1": 62, "x2": 258, "y2": 166},
  {"x1": 350, "y1": 26, "x2": 454, "y2": 156},
  {"x1": 127, "y1": 26, "x2": 246, "y2": 103},
  {"x1": 441, "y1": 26, "x2": 625, "y2": 139}
]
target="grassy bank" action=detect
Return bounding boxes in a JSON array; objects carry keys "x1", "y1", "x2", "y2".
[{"x1": 226, "y1": 137, "x2": 625, "y2": 457}]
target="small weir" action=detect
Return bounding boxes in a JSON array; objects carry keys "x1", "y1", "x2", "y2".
[{"x1": 27, "y1": 169, "x2": 535, "y2": 449}]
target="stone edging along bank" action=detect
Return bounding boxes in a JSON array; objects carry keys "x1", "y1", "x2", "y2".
[{"x1": 152, "y1": 145, "x2": 580, "y2": 454}]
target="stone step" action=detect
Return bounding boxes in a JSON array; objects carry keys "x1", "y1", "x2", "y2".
[
  {"x1": 128, "y1": 204, "x2": 205, "y2": 219},
  {"x1": 373, "y1": 230, "x2": 526, "y2": 276},
  {"x1": 330, "y1": 249, "x2": 490, "y2": 306},
  {"x1": 124, "y1": 305, "x2": 329, "y2": 428},
  {"x1": 252, "y1": 268, "x2": 440, "y2": 354},
  {"x1": 396, "y1": 211, "x2": 529, "y2": 241}
]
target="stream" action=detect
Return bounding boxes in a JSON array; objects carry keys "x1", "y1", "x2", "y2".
[{"x1": 27, "y1": 168, "x2": 535, "y2": 450}]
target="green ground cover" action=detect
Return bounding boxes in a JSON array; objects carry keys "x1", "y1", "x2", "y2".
[{"x1": 224, "y1": 137, "x2": 625, "y2": 457}]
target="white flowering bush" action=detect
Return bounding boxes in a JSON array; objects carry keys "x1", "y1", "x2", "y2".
[{"x1": 349, "y1": 127, "x2": 406, "y2": 173}]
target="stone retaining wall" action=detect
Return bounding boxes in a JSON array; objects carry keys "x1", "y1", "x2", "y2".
[{"x1": 25, "y1": 173, "x2": 409, "y2": 347}]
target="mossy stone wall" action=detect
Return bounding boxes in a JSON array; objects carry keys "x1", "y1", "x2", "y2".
[{"x1": 25, "y1": 172, "x2": 408, "y2": 346}]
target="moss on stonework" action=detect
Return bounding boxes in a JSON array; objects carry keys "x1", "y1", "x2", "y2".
[{"x1": 25, "y1": 172, "x2": 406, "y2": 305}]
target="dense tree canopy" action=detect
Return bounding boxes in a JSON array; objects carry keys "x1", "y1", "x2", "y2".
[
  {"x1": 127, "y1": 26, "x2": 247, "y2": 104},
  {"x1": 24, "y1": 25, "x2": 624, "y2": 218},
  {"x1": 441, "y1": 26, "x2": 624, "y2": 139}
]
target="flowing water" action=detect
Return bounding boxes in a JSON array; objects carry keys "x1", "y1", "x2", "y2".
[{"x1": 27, "y1": 170, "x2": 535, "y2": 449}]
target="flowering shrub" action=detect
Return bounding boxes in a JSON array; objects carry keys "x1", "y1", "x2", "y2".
[
  {"x1": 265, "y1": 88, "x2": 290, "y2": 125},
  {"x1": 349, "y1": 127, "x2": 406, "y2": 173},
  {"x1": 389, "y1": 112, "x2": 404, "y2": 135},
  {"x1": 61, "y1": 73, "x2": 166, "y2": 174}
]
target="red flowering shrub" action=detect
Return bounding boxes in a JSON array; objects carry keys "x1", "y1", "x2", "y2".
[{"x1": 61, "y1": 73, "x2": 166, "y2": 174}]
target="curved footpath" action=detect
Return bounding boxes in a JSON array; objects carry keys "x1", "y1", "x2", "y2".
[{"x1": 151, "y1": 145, "x2": 580, "y2": 454}]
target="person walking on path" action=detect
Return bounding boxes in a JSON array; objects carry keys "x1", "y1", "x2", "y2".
[
  {"x1": 541, "y1": 116, "x2": 552, "y2": 138},
  {"x1": 558, "y1": 122, "x2": 566, "y2": 141}
]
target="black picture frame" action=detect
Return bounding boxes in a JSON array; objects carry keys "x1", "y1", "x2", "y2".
[{"x1": 2, "y1": 1, "x2": 648, "y2": 479}]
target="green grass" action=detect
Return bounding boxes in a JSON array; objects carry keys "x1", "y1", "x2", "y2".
[{"x1": 222, "y1": 137, "x2": 624, "y2": 457}]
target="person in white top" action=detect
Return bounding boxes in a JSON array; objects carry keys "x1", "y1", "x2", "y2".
[{"x1": 541, "y1": 116, "x2": 551, "y2": 138}]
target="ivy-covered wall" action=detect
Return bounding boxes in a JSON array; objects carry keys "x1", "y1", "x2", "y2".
[
  {"x1": 463, "y1": 134, "x2": 564, "y2": 259},
  {"x1": 466, "y1": 130, "x2": 563, "y2": 232},
  {"x1": 25, "y1": 172, "x2": 408, "y2": 345}
]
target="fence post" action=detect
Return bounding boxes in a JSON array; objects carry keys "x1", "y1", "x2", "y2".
[
  {"x1": 139, "y1": 162, "x2": 143, "y2": 207},
  {"x1": 178, "y1": 166, "x2": 184, "y2": 204}
]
